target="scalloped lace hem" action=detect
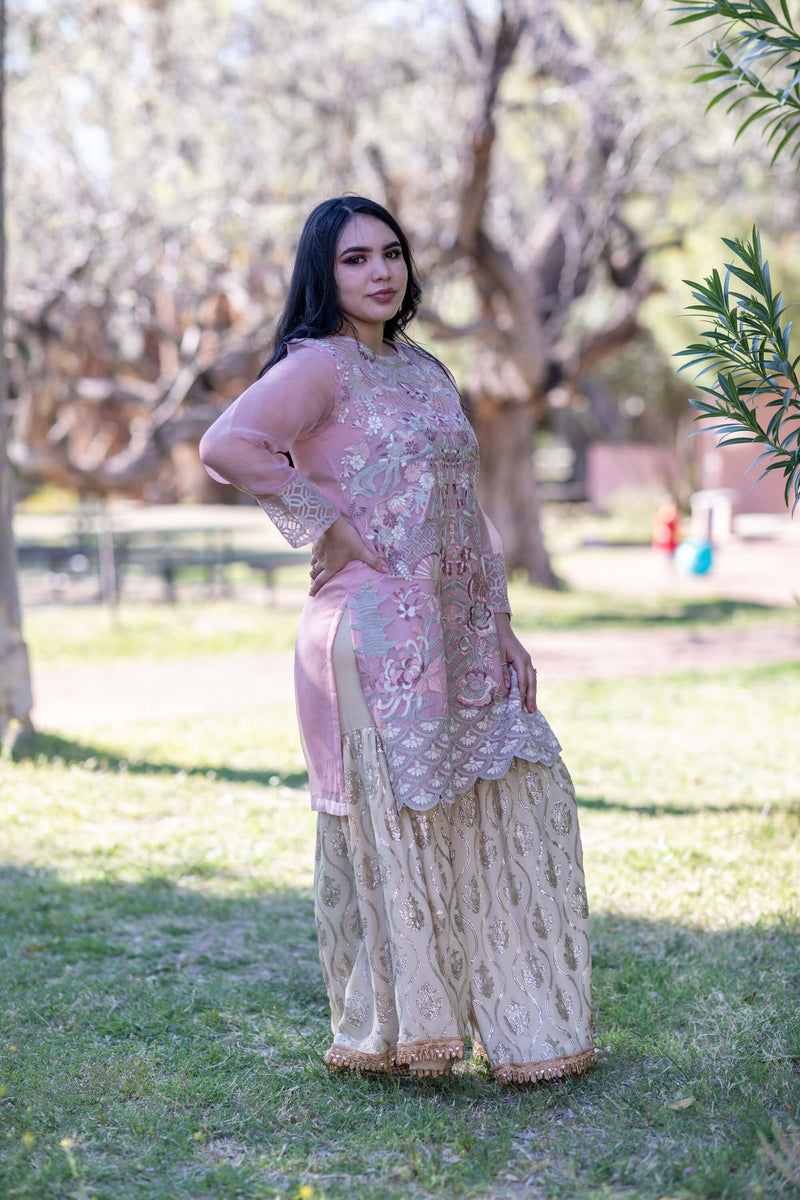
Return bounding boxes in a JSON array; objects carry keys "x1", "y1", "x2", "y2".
[{"x1": 393, "y1": 747, "x2": 564, "y2": 814}]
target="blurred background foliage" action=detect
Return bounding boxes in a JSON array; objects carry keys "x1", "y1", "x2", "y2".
[{"x1": 5, "y1": 0, "x2": 800, "y2": 579}]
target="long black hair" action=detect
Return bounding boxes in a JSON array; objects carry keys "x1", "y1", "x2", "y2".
[{"x1": 258, "y1": 195, "x2": 423, "y2": 377}]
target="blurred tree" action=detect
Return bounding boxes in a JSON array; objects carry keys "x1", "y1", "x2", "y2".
[
  {"x1": 0, "y1": 0, "x2": 33, "y2": 740},
  {"x1": 674, "y1": 0, "x2": 800, "y2": 511},
  {"x1": 4, "y1": 0, "x2": 777, "y2": 581}
]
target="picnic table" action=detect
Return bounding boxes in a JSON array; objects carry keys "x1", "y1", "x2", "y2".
[{"x1": 14, "y1": 503, "x2": 308, "y2": 603}]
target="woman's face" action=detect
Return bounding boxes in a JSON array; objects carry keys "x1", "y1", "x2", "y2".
[{"x1": 333, "y1": 214, "x2": 408, "y2": 338}]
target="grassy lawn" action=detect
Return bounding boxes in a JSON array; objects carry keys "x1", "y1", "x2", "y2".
[
  {"x1": 19, "y1": 586, "x2": 797, "y2": 669},
  {"x1": 1, "y1": 621, "x2": 799, "y2": 1197}
]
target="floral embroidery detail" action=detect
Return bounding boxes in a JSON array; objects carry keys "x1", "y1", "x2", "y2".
[
  {"x1": 503, "y1": 874, "x2": 523, "y2": 907},
  {"x1": 478, "y1": 833, "x2": 498, "y2": 868},
  {"x1": 464, "y1": 877, "x2": 481, "y2": 914},
  {"x1": 378, "y1": 940, "x2": 394, "y2": 982},
  {"x1": 551, "y1": 802, "x2": 573, "y2": 836},
  {"x1": 531, "y1": 904, "x2": 552, "y2": 939},
  {"x1": 475, "y1": 962, "x2": 495, "y2": 998},
  {"x1": 524, "y1": 767, "x2": 544, "y2": 802},
  {"x1": 344, "y1": 769, "x2": 363, "y2": 807},
  {"x1": 400, "y1": 894, "x2": 425, "y2": 932},
  {"x1": 334, "y1": 952, "x2": 353, "y2": 983},
  {"x1": 376, "y1": 990, "x2": 394, "y2": 1026},
  {"x1": 396, "y1": 589, "x2": 421, "y2": 620},
  {"x1": 504, "y1": 1002, "x2": 531, "y2": 1036},
  {"x1": 449, "y1": 950, "x2": 464, "y2": 980},
  {"x1": 491, "y1": 787, "x2": 509, "y2": 821},
  {"x1": 572, "y1": 884, "x2": 589, "y2": 919},
  {"x1": 320, "y1": 875, "x2": 340, "y2": 909},
  {"x1": 331, "y1": 826, "x2": 348, "y2": 858},
  {"x1": 513, "y1": 822, "x2": 536, "y2": 856},
  {"x1": 344, "y1": 992, "x2": 368, "y2": 1028},
  {"x1": 384, "y1": 642, "x2": 426, "y2": 697},
  {"x1": 556, "y1": 988, "x2": 574, "y2": 1021},
  {"x1": 431, "y1": 907, "x2": 446, "y2": 936},
  {"x1": 392, "y1": 944, "x2": 409, "y2": 975},
  {"x1": 411, "y1": 812, "x2": 432, "y2": 848},
  {"x1": 417, "y1": 983, "x2": 443, "y2": 1021},
  {"x1": 350, "y1": 911, "x2": 364, "y2": 941},
  {"x1": 545, "y1": 852, "x2": 560, "y2": 889},
  {"x1": 455, "y1": 670, "x2": 494, "y2": 707},
  {"x1": 384, "y1": 804, "x2": 403, "y2": 841},
  {"x1": 458, "y1": 793, "x2": 477, "y2": 826},
  {"x1": 488, "y1": 919, "x2": 510, "y2": 955},
  {"x1": 468, "y1": 600, "x2": 493, "y2": 632},
  {"x1": 357, "y1": 856, "x2": 384, "y2": 891},
  {"x1": 563, "y1": 934, "x2": 579, "y2": 971},
  {"x1": 521, "y1": 952, "x2": 545, "y2": 991}
]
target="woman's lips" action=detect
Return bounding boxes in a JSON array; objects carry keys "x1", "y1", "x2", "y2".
[{"x1": 368, "y1": 289, "x2": 396, "y2": 302}]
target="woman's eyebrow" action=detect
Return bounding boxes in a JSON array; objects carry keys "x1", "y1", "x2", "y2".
[{"x1": 338, "y1": 240, "x2": 402, "y2": 257}]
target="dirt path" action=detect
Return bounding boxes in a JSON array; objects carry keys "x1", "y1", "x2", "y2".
[{"x1": 31, "y1": 621, "x2": 800, "y2": 731}]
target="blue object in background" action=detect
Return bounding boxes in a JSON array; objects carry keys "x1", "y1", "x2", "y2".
[{"x1": 675, "y1": 538, "x2": 714, "y2": 576}]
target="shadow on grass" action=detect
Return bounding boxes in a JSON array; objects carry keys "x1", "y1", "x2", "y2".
[
  {"x1": 7, "y1": 728, "x2": 310, "y2": 789},
  {"x1": 576, "y1": 793, "x2": 784, "y2": 818},
  {"x1": 1, "y1": 863, "x2": 799, "y2": 1198},
  {"x1": 513, "y1": 595, "x2": 789, "y2": 632}
]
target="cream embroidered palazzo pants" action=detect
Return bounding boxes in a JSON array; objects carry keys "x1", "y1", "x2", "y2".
[{"x1": 313, "y1": 617, "x2": 596, "y2": 1083}]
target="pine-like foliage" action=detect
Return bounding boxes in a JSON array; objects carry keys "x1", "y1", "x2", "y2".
[{"x1": 674, "y1": 1, "x2": 800, "y2": 510}]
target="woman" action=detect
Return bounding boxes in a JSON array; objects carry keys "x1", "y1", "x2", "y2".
[{"x1": 200, "y1": 196, "x2": 595, "y2": 1084}]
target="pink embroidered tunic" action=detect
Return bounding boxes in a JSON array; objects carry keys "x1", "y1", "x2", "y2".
[{"x1": 199, "y1": 335, "x2": 562, "y2": 815}]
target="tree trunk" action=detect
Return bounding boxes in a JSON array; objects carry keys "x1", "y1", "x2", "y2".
[
  {"x1": 473, "y1": 397, "x2": 559, "y2": 589},
  {"x1": 0, "y1": 430, "x2": 32, "y2": 740},
  {"x1": 0, "y1": 0, "x2": 34, "y2": 742}
]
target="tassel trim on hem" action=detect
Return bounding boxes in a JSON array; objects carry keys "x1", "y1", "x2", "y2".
[
  {"x1": 493, "y1": 1046, "x2": 597, "y2": 1085},
  {"x1": 324, "y1": 1045, "x2": 396, "y2": 1074},
  {"x1": 395, "y1": 1037, "x2": 465, "y2": 1068}
]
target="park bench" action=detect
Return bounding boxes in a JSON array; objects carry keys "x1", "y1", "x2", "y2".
[{"x1": 16, "y1": 514, "x2": 306, "y2": 603}]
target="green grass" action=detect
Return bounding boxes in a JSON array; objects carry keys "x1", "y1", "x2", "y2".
[
  {"x1": 506, "y1": 585, "x2": 796, "y2": 634},
  {"x1": 20, "y1": 587, "x2": 797, "y2": 668},
  {"x1": 21, "y1": 601, "x2": 302, "y2": 666},
  {"x1": 1, "y1": 639, "x2": 799, "y2": 1197}
]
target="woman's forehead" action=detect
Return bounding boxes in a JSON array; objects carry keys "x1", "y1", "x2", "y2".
[{"x1": 336, "y1": 214, "x2": 398, "y2": 252}]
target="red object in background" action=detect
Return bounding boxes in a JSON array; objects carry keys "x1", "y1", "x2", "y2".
[{"x1": 652, "y1": 501, "x2": 681, "y2": 555}]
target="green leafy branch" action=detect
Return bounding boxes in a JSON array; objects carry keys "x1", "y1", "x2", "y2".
[
  {"x1": 677, "y1": 228, "x2": 800, "y2": 509},
  {"x1": 673, "y1": 1, "x2": 800, "y2": 163}
]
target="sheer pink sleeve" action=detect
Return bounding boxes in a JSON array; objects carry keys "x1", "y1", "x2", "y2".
[
  {"x1": 477, "y1": 505, "x2": 511, "y2": 614},
  {"x1": 199, "y1": 342, "x2": 340, "y2": 548}
]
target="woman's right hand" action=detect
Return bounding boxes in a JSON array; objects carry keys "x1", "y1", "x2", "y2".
[{"x1": 309, "y1": 516, "x2": 388, "y2": 595}]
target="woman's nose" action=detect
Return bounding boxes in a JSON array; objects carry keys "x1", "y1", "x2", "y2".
[{"x1": 371, "y1": 258, "x2": 390, "y2": 279}]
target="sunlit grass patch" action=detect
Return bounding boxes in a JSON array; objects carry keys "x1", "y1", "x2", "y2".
[{"x1": 22, "y1": 600, "x2": 301, "y2": 667}]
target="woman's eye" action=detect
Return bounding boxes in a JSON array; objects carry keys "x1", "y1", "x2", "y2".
[
  {"x1": 344, "y1": 256, "x2": 365, "y2": 265},
  {"x1": 386, "y1": 249, "x2": 402, "y2": 259}
]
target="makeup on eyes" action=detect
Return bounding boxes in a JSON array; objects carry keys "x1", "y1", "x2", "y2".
[{"x1": 339, "y1": 241, "x2": 402, "y2": 261}]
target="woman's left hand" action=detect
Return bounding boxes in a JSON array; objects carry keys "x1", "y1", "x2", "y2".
[{"x1": 494, "y1": 612, "x2": 537, "y2": 713}]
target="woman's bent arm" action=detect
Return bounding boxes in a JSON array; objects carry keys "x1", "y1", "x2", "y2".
[{"x1": 199, "y1": 343, "x2": 340, "y2": 547}]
